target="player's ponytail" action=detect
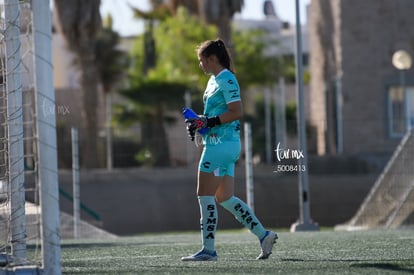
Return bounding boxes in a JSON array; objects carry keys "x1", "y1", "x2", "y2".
[{"x1": 197, "y1": 39, "x2": 235, "y2": 73}]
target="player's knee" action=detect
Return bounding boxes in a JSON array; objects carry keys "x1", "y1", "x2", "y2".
[{"x1": 215, "y1": 193, "x2": 231, "y2": 203}]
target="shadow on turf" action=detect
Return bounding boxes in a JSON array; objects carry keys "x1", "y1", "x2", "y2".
[
  {"x1": 350, "y1": 263, "x2": 414, "y2": 274},
  {"x1": 282, "y1": 259, "x2": 414, "y2": 274},
  {"x1": 60, "y1": 242, "x2": 159, "y2": 249},
  {"x1": 60, "y1": 243, "x2": 117, "y2": 249}
]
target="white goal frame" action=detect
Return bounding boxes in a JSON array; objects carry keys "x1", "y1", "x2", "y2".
[{"x1": 0, "y1": 0, "x2": 61, "y2": 273}]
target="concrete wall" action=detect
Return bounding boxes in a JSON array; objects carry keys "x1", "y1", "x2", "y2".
[{"x1": 57, "y1": 164, "x2": 377, "y2": 236}]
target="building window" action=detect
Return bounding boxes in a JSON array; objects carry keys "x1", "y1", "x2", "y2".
[{"x1": 388, "y1": 86, "x2": 414, "y2": 137}]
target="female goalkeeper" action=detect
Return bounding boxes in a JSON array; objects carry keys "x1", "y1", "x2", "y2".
[{"x1": 181, "y1": 39, "x2": 277, "y2": 261}]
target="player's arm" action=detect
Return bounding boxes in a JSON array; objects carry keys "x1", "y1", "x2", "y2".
[
  {"x1": 185, "y1": 99, "x2": 242, "y2": 137},
  {"x1": 185, "y1": 101, "x2": 242, "y2": 136},
  {"x1": 217, "y1": 100, "x2": 242, "y2": 124}
]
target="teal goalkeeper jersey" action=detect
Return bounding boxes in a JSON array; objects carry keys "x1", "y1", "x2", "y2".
[{"x1": 202, "y1": 69, "x2": 241, "y2": 145}]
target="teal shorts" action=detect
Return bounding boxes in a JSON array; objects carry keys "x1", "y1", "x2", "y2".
[{"x1": 198, "y1": 141, "x2": 241, "y2": 177}]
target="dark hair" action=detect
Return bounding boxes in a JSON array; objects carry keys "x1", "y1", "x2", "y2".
[{"x1": 197, "y1": 39, "x2": 234, "y2": 73}]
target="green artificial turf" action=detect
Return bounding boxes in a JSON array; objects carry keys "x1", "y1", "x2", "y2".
[{"x1": 60, "y1": 229, "x2": 414, "y2": 274}]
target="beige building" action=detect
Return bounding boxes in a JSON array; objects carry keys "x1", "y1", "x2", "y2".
[{"x1": 309, "y1": 0, "x2": 414, "y2": 166}]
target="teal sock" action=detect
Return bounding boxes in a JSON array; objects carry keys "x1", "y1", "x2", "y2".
[
  {"x1": 198, "y1": 196, "x2": 217, "y2": 253},
  {"x1": 220, "y1": 196, "x2": 267, "y2": 240}
]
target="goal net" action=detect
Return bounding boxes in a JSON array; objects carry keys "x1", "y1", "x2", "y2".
[
  {"x1": 337, "y1": 129, "x2": 414, "y2": 230},
  {"x1": 0, "y1": 0, "x2": 60, "y2": 273}
]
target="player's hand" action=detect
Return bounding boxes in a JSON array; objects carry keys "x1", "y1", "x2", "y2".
[
  {"x1": 185, "y1": 116, "x2": 208, "y2": 131},
  {"x1": 185, "y1": 116, "x2": 207, "y2": 141},
  {"x1": 186, "y1": 123, "x2": 197, "y2": 141}
]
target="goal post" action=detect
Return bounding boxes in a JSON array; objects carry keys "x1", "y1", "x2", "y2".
[
  {"x1": 0, "y1": 0, "x2": 61, "y2": 273},
  {"x1": 32, "y1": 0, "x2": 62, "y2": 273},
  {"x1": 4, "y1": 0, "x2": 27, "y2": 264}
]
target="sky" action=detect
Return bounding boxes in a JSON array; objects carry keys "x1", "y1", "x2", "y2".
[{"x1": 100, "y1": 0, "x2": 311, "y2": 37}]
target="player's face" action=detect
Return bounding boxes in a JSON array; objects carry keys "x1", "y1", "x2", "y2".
[{"x1": 198, "y1": 54, "x2": 211, "y2": 74}]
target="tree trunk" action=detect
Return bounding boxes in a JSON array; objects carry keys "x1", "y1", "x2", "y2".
[
  {"x1": 150, "y1": 104, "x2": 170, "y2": 166},
  {"x1": 79, "y1": 52, "x2": 99, "y2": 168},
  {"x1": 104, "y1": 92, "x2": 113, "y2": 170},
  {"x1": 54, "y1": 0, "x2": 101, "y2": 168}
]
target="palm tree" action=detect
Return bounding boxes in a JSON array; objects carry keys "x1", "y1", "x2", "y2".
[
  {"x1": 142, "y1": 0, "x2": 244, "y2": 45},
  {"x1": 168, "y1": 0, "x2": 244, "y2": 45},
  {"x1": 114, "y1": 7, "x2": 216, "y2": 166},
  {"x1": 199, "y1": 0, "x2": 244, "y2": 45},
  {"x1": 127, "y1": 1, "x2": 176, "y2": 167},
  {"x1": 95, "y1": 15, "x2": 129, "y2": 169},
  {"x1": 54, "y1": 0, "x2": 101, "y2": 168},
  {"x1": 132, "y1": 0, "x2": 171, "y2": 74},
  {"x1": 117, "y1": 80, "x2": 189, "y2": 166}
]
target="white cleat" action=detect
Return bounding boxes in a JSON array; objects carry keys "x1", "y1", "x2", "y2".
[
  {"x1": 256, "y1": 231, "x2": 278, "y2": 260},
  {"x1": 181, "y1": 249, "x2": 218, "y2": 261}
]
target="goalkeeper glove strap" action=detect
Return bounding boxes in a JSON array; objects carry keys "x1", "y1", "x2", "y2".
[{"x1": 207, "y1": 116, "x2": 221, "y2": 128}]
